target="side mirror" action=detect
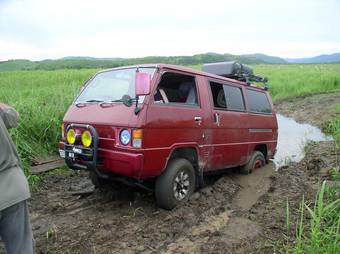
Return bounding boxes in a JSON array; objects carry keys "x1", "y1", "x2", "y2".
[{"x1": 135, "y1": 72, "x2": 151, "y2": 96}]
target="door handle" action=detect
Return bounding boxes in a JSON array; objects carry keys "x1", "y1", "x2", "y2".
[
  {"x1": 194, "y1": 116, "x2": 202, "y2": 121},
  {"x1": 214, "y1": 113, "x2": 220, "y2": 126}
]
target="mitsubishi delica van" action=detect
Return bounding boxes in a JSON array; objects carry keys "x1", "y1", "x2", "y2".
[{"x1": 59, "y1": 62, "x2": 278, "y2": 210}]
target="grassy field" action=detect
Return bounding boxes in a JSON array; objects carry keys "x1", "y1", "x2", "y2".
[{"x1": 0, "y1": 69, "x2": 96, "y2": 166}]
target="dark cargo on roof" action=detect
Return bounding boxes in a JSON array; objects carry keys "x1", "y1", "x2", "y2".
[{"x1": 202, "y1": 61, "x2": 268, "y2": 84}]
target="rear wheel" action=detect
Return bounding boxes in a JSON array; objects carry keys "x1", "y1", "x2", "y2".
[
  {"x1": 240, "y1": 151, "x2": 266, "y2": 175},
  {"x1": 89, "y1": 171, "x2": 111, "y2": 188},
  {"x1": 155, "y1": 159, "x2": 196, "y2": 210}
]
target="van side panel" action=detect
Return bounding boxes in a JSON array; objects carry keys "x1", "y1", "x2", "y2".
[
  {"x1": 141, "y1": 71, "x2": 210, "y2": 178},
  {"x1": 142, "y1": 104, "x2": 205, "y2": 177},
  {"x1": 243, "y1": 89, "x2": 278, "y2": 161},
  {"x1": 205, "y1": 79, "x2": 250, "y2": 170}
]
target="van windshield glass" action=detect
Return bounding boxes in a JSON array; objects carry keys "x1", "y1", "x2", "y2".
[{"x1": 75, "y1": 68, "x2": 156, "y2": 104}]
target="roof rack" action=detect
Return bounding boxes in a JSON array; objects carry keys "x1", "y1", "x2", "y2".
[{"x1": 202, "y1": 61, "x2": 268, "y2": 89}]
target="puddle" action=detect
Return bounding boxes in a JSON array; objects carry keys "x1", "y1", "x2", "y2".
[{"x1": 274, "y1": 114, "x2": 332, "y2": 167}]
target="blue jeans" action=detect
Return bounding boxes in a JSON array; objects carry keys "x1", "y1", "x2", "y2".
[{"x1": 0, "y1": 201, "x2": 34, "y2": 254}]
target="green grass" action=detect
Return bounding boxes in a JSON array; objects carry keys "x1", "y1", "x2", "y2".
[
  {"x1": 0, "y1": 69, "x2": 96, "y2": 186},
  {"x1": 285, "y1": 181, "x2": 340, "y2": 254},
  {"x1": 252, "y1": 64, "x2": 340, "y2": 100},
  {"x1": 323, "y1": 103, "x2": 340, "y2": 147}
]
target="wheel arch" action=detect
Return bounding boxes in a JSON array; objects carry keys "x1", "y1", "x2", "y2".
[
  {"x1": 165, "y1": 145, "x2": 200, "y2": 174},
  {"x1": 254, "y1": 144, "x2": 268, "y2": 159}
]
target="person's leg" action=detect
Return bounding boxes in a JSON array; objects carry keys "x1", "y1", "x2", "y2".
[{"x1": 0, "y1": 200, "x2": 34, "y2": 254}]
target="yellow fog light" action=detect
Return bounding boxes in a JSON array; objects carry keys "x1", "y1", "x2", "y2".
[
  {"x1": 81, "y1": 130, "x2": 92, "y2": 148},
  {"x1": 67, "y1": 129, "x2": 76, "y2": 144}
]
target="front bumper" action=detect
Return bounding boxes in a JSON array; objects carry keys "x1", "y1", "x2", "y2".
[
  {"x1": 59, "y1": 123, "x2": 143, "y2": 178},
  {"x1": 59, "y1": 142, "x2": 144, "y2": 178}
]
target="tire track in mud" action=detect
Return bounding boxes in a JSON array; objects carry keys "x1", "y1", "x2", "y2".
[
  {"x1": 161, "y1": 163, "x2": 275, "y2": 253},
  {"x1": 231, "y1": 163, "x2": 274, "y2": 211}
]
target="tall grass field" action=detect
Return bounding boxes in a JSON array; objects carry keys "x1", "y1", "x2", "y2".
[{"x1": 0, "y1": 69, "x2": 96, "y2": 165}]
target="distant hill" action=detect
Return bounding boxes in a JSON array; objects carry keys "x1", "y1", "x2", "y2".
[
  {"x1": 0, "y1": 59, "x2": 37, "y2": 71},
  {"x1": 286, "y1": 53, "x2": 340, "y2": 63},
  {"x1": 60, "y1": 56, "x2": 124, "y2": 61},
  {"x1": 0, "y1": 53, "x2": 287, "y2": 71},
  {"x1": 243, "y1": 53, "x2": 287, "y2": 64}
]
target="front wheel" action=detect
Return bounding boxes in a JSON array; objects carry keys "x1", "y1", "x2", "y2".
[
  {"x1": 240, "y1": 151, "x2": 266, "y2": 175},
  {"x1": 89, "y1": 171, "x2": 111, "y2": 188},
  {"x1": 155, "y1": 159, "x2": 196, "y2": 210}
]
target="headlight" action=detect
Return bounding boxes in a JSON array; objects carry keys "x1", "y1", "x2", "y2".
[
  {"x1": 81, "y1": 130, "x2": 92, "y2": 148},
  {"x1": 120, "y1": 129, "x2": 131, "y2": 145},
  {"x1": 67, "y1": 129, "x2": 76, "y2": 144}
]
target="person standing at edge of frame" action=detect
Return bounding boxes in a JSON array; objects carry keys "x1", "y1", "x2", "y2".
[{"x1": 0, "y1": 103, "x2": 34, "y2": 254}]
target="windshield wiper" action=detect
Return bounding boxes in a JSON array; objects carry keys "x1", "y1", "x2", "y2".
[
  {"x1": 75, "y1": 99, "x2": 104, "y2": 107},
  {"x1": 113, "y1": 95, "x2": 134, "y2": 107},
  {"x1": 85, "y1": 99, "x2": 104, "y2": 103}
]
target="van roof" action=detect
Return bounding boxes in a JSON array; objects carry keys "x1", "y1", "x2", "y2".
[{"x1": 98, "y1": 64, "x2": 267, "y2": 91}]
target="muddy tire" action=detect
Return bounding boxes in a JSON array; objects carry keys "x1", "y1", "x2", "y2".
[
  {"x1": 155, "y1": 159, "x2": 196, "y2": 210},
  {"x1": 89, "y1": 171, "x2": 110, "y2": 188},
  {"x1": 240, "y1": 151, "x2": 266, "y2": 175}
]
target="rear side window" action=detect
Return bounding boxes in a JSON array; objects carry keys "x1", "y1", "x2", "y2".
[
  {"x1": 247, "y1": 89, "x2": 272, "y2": 114},
  {"x1": 224, "y1": 85, "x2": 245, "y2": 111},
  {"x1": 209, "y1": 81, "x2": 245, "y2": 111},
  {"x1": 154, "y1": 72, "x2": 198, "y2": 106}
]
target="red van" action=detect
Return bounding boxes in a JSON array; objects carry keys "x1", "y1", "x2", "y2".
[{"x1": 59, "y1": 62, "x2": 278, "y2": 209}]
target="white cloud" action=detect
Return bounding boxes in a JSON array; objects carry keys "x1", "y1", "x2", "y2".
[{"x1": 0, "y1": 0, "x2": 339, "y2": 60}]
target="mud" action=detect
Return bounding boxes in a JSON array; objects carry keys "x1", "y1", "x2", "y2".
[
  {"x1": 2, "y1": 93, "x2": 339, "y2": 254},
  {"x1": 275, "y1": 91, "x2": 340, "y2": 128},
  {"x1": 29, "y1": 159, "x2": 337, "y2": 252},
  {"x1": 28, "y1": 141, "x2": 338, "y2": 254}
]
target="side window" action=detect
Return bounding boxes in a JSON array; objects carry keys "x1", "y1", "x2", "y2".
[
  {"x1": 246, "y1": 89, "x2": 272, "y2": 114},
  {"x1": 209, "y1": 81, "x2": 245, "y2": 111},
  {"x1": 210, "y1": 82, "x2": 226, "y2": 109},
  {"x1": 224, "y1": 85, "x2": 245, "y2": 111},
  {"x1": 154, "y1": 72, "x2": 198, "y2": 106}
]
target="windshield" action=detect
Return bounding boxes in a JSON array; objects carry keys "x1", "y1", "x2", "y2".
[{"x1": 75, "y1": 67, "x2": 156, "y2": 104}]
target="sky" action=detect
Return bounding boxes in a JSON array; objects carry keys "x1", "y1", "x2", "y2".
[{"x1": 0, "y1": 0, "x2": 339, "y2": 61}]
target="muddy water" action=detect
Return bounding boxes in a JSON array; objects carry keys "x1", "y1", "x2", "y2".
[
  {"x1": 229, "y1": 114, "x2": 333, "y2": 212},
  {"x1": 274, "y1": 114, "x2": 332, "y2": 167},
  {"x1": 232, "y1": 163, "x2": 274, "y2": 210}
]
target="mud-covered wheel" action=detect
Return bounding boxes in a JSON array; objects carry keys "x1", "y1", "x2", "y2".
[
  {"x1": 89, "y1": 171, "x2": 111, "y2": 188},
  {"x1": 155, "y1": 158, "x2": 196, "y2": 210},
  {"x1": 240, "y1": 151, "x2": 266, "y2": 175}
]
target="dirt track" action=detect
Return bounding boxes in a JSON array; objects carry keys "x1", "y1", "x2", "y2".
[{"x1": 4, "y1": 93, "x2": 340, "y2": 254}]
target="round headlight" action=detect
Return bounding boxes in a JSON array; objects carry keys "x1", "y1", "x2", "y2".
[
  {"x1": 120, "y1": 129, "x2": 131, "y2": 145},
  {"x1": 67, "y1": 129, "x2": 76, "y2": 144},
  {"x1": 81, "y1": 130, "x2": 92, "y2": 148}
]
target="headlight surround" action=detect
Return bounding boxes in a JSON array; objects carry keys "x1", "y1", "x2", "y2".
[
  {"x1": 61, "y1": 123, "x2": 65, "y2": 139},
  {"x1": 81, "y1": 130, "x2": 92, "y2": 148},
  {"x1": 120, "y1": 129, "x2": 131, "y2": 145},
  {"x1": 66, "y1": 129, "x2": 76, "y2": 144}
]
